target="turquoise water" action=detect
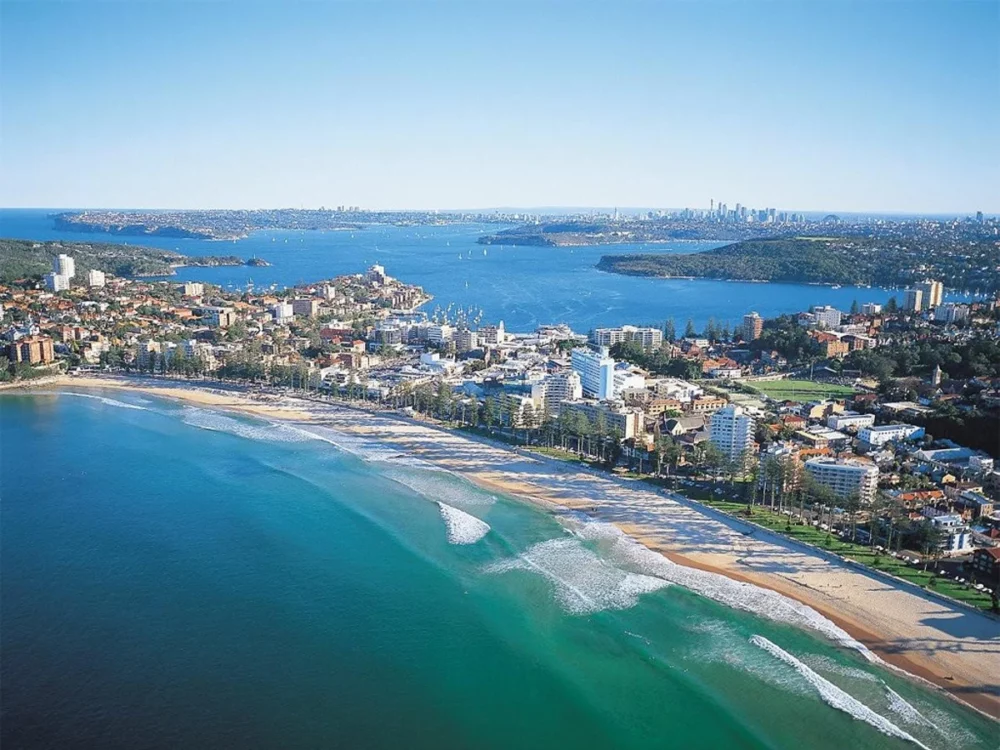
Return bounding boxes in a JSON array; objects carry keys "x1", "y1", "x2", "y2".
[
  {"x1": 1, "y1": 209, "x2": 975, "y2": 332},
  {"x1": 2, "y1": 391, "x2": 995, "y2": 748}
]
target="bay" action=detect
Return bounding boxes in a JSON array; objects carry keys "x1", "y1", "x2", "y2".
[
  {"x1": 1, "y1": 391, "x2": 995, "y2": 748},
  {"x1": 0, "y1": 209, "x2": 963, "y2": 332}
]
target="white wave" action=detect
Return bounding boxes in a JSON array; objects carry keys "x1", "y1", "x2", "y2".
[
  {"x1": 292, "y1": 425, "x2": 437, "y2": 468},
  {"x1": 437, "y1": 502, "x2": 490, "y2": 544},
  {"x1": 803, "y1": 655, "x2": 879, "y2": 684},
  {"x1": 181, "y1": 408, "x2": 316, "y2": 443},
  {"x1": 382, "y1": 466, "x2": 496, "y2": 508},
  {"x1": 750, "y1": 636, "x2": 931, "y2": 750},
  {"x1": 485, "y1": 538, "x2": 669, "y2": 615},
  {"x1": 566, "y1": 518, "x2": 878, "y2": 661},
  {"x1": 885, "y1": 686, "x2": 934, "y2": 728},
  {"x1": 54, "y1": 391, "x2": 149, "y2": 410}
]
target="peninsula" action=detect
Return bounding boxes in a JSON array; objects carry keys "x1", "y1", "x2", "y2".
[
  {"x1": 0, "y1": 238, "x2": 267, "y2": 283},
  {"x1": 597, "y1": 237, "x2": 1000, "y2": 293}
]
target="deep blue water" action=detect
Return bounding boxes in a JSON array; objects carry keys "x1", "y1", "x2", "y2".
[
  {"x1": 2, "y1": 391, "x2": 994, "y2": 749},
  {"x1": 0, "y1": 209, "x2": 968, "y2": 332}
]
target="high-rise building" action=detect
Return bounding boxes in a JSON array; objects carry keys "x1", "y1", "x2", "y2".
[
  {"x1": 976, "y1": 211, "x2": 984, "y2": 223},
  {"x1": 87, "y1": 269, "x2": 106, "y2": 288},
  {"x1": 541, "y1": 371, "x2": 583, "y2": 413},
  {"x1": 591, "y1": 325, "x2": 663, "y2": 350},
  {"x1": 903, "y1": 288, "x2": 924, "y2": 313},
  {"x1": 571, "y1": 346, "x2": 615, "y2": 400},
  {"x1": 803, "y1": 457, "x2": 878, "y2": 504},
  {"x1": 709, "y1": 404, "x2": 755, "y2": 461},
  {"x1": 915, "y1": 280, "x2": 943, "y2": 309},
  {"x1": 742, "y1": 312, "x2": 763, "y2": 341},
  {"x1": 860, "y1": 302, "x2": 882, "y2": 316},
  {"x1": 45, "y1": 272, "x2": 70, "y2": 292},
  {"x1": 9, "y1": 335, "x2": 55, "y2": 365},
  {"x1": 935, "y1": 303, "x2": 969, "y2": 324},
  {"x1": 181, "y1": 282, "x2": 205, "y2": 297},
  {"x1": 810, "y1": 305, "x2": 842, "y2": 328},
  {"x1": 272, "y1": 301, "x2": 294, "y2": 324},
  {"x1": 53, "y1": 254, "x2": 75, "y2": 279}
]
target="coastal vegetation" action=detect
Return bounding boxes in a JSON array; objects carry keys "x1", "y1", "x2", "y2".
[
  {"x1": 0, "y1": 238, "x2": 260, "y2": 282},
  {"x1": 597, "y1": 237, "x2": 1000, "y2": 292}
]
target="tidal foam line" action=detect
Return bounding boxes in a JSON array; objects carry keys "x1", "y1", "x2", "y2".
[{"x1": 750, "y1": 636, "x2": 931, "y2": 750}]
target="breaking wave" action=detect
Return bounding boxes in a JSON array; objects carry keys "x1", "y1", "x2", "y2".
[
  {"x1": 181, "y1": 408, "x2": 316, "y2": 443},
  {"x1": 437, "y1": 502, "x2": 490, "y2": 544},
  {"x1": 885, "y1": 686, "x2": 934, "y2": 728},
  {"x1": 54, "y1": 391, "x2": 150, "y2": 411},
  {"x1": 485, "y1": 538, "x2": 669, "y2": 615},
  {"x1": 382, "y1": 467, "x2": 496, "y2": 508},
  {"x1": 750, "y1": 636, "x2": 930, "y2": 750},
  {"x1": 292, "y1": 425, "x2": 436, "y2": 468},
  {"x1": 566, "y1": 518, "x2": 878, "y2": 661}
]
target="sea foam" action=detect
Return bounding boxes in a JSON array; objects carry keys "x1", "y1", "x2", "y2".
[
  {"x1": 750, "y1": 636, "x2": 931, "y2": 750},
  {"x1": 437, "y1": 502, "x2": 490, "y2": 544},
  {"x1": 53, "y1": 391, "x2": 150, "y2": 411},
  {"x1": 181, "y1": 408, "x2": 315, "y2": 443},
  {"x1": 485, "y1": 538, "x2": 669, "y2": 615},
  {"x1": 566, "y1": 518, "x2": 879, "y2": 661}
]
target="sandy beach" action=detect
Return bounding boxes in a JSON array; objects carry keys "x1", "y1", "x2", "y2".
[{"x1": 19, "y1": 375, "x2": 1000, "y2": 719}]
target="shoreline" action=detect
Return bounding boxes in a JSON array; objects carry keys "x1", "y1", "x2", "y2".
[{"x1": 8, "y1": 374, "x2": 1000, "y2": 720}]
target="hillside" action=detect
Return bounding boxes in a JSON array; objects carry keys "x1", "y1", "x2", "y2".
[
  {"x1": 0, "y1": 238, "x2": 254, "y2": 283},
  {"x1": 597, "y1": 238, "x2": 1000, "y2": 292}
]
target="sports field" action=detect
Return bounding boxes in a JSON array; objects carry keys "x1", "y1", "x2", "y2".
[{"x1": 746, "y1": 379, "x2": 858, "y2": 401}]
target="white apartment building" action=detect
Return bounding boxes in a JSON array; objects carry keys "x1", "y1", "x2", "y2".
[
  {"x1": 541, "y1": 371, "x2": 583, "y2": 412},
  {"x1": 591, "y1": 325, "x2": 663, "y2": 350},
  {"x1": 53, "y1": 254, "x2": 76, "y2": 279},
  {"x1": 571, "y1": 346, "x2": 615, "y2": 400},
  {"x1": 454, "y1": 328, "x2": 479, "y2": 353},
  {"x1": 826, "y1": 411, "x2": 875, "y2": 431},
  {"x1": 559, "y1": 399, "x2": 644, "y2": 440},
  {"x1": 612, "y1": 370, "x2": 646, "y2": 398},
  {"x1": 709, "y1": 404, "x2": 755, "y2": 460},
  {"x1": 811, "y1": 305, "x2": 842, "y2": 328},
  {"x1": 915, "y1": 279, "x2": 943, "y2": 309},
  {"x1": 181, "y1": 282, "x2": 205, "y2": 297},
  {"x1": 653, "y1": 378, "x2": 703, "y2": 403},
  {"x1": 861, "y1": 302, "x2": 882, "y2": 316},
  {"x1": 934, "y1": 303, "x2": 969, "y2": 324},
  {"x1": 903, "y1": 288, "x2": 923, "y2": 313},
  {"x1": 45, "y1": 272, "x2": 70, "y2": 292},
  {"x1": 479, "y1": 322, "x2": 506, "y2": 346},
  {"x1": 803, "y1": 457, "x2": 879, "y2": 503},
  {"x1": 427, "y1": 324, "x2": 455, "y2": 346},
  {"x1": 204, "y1": 305, "x2": 237, "y2": 328},
  {"x1": 272, "y1": 302, "x2": 294, "y2": 324},
  {"x1": 87, "y1": 269, "x2": 106, "y2": 288},
  {"x1": 858, "y1": 423, "x2": 922, "y2": 447}
]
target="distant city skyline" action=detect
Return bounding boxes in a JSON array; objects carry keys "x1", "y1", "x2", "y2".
[{"x1": 2, "y1": 1, "x2": 997, "y2": 213}]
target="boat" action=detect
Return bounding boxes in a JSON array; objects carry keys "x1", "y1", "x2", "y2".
[{"x1": 831, "y1": 284, "x2": 842, "y2": 289}]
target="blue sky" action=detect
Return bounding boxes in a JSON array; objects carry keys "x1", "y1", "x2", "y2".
[{"x1": 1, "y1": 1, "x2": 997, "y2": 213}]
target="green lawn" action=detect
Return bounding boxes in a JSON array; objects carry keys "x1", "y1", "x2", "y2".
[
  {"x1": 746, "y1": 379, "x2": 858, "y2": 402},
  {"x1": 693, "y1": 494, "x2": 995, "y2": 612}
]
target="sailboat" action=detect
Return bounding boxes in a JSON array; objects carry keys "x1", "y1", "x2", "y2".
[{"x1": 483, "y1": 248, "x2": 487, "y2": 256}]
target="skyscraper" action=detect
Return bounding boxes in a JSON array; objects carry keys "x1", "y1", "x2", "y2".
[
  {"x1": 903, "y1": 288, "x2": 924, "y2": 313},
  {"x1": 915, "y1": 279, "x2": 943, "y2": 309},
  {"x1": 53, "y1": 254, "x2": 75, "y2": 279},
  {"x1": 742, "y1": 312, "x2": 763, "y2": 341},
  {"x1": 709, "y1": 404, "x2": 755, "y2": 461},
  {"x1": 571, "y1": 346, "x2": 615, "y2": 400}
]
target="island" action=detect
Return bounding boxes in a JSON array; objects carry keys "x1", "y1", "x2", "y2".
[
  {"x1": 0, "y1": 239, "x2": 267, "y2": 283},
  {"x1": 596, "y1": 237, "x2": 1000, "y2": 293}
]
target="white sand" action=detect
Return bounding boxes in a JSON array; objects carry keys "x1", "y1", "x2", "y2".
[{"x1": 32, "y1": 375, "x2": 1000, "y2": 717}]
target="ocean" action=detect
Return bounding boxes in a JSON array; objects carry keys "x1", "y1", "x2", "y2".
[
  {"x1": 1, "y1": 391, "x2": 995, "y2": 749},
  {"x1": 0, "y1": 209, "x2": 972, "y2": 332}
]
